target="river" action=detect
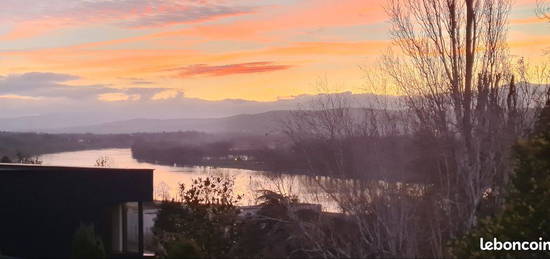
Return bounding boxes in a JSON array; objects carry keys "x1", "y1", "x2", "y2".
[{"x1": 40, "y1": 148, "x2": 338, "y2": 211}]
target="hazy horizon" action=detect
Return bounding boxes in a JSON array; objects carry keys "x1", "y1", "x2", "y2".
[{"x1": 0, "y1": 0, "x2": 547, "y2": 127}]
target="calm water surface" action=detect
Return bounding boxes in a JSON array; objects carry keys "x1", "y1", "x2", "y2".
[{"x1": 40, "y1": 148, "x2": 338, "y2": 211}]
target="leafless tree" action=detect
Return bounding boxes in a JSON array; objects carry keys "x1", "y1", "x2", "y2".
[
  {"x1": 94, "y1": 155, "x2": 113, "y2": 167},
  {"x1": 384, "y1": 0, "x2": 549, "y2": 250},
  {"x1": 536, "y1": 0, "x2": 550, "y2": 22},
  {"x1": 16, "y1": 152, "x2": 43, "y2": 165},
  {"x1": 282, "y1": 83, "x2": 429, "y2": 257},
  {"x1": 280, "y1": 0, "x2": 549, "y2": 256},
  {"x1": 155, "y1": 181, "x2": 171, "y2": 201}
]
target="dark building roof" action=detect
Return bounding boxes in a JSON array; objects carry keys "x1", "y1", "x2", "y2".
[
  {"x1": 0, "y1": 163, "x2": 154, "y2": 258},
  {"x1": 0, "y1": 163, "x2": 154, "y2": 172}
]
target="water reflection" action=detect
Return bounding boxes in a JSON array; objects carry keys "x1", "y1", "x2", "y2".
[{"x1": 40, "y1": 148, "x2": 340, "y2": 212}]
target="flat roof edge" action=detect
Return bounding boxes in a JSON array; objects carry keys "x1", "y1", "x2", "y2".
[{"x1": 0, "y1": 163, "x2": 154, "y2": 172}]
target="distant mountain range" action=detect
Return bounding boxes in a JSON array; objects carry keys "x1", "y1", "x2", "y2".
[
  {"x1": 0, "y1": 92, "x2": 402, "y2": 133},
  {"x1": 8, "y1": 108, "x2": 404, "y2": 134},
  {"x1": 1, "y1": 84, "x2": 543, "y2": 134},
  {"x1": 47, "y1": 110, "x2": 291, "y2": 134}
]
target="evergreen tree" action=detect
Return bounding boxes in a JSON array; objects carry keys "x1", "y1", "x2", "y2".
[
  {"x1": 0, "y1": 156, "x2": 11, "y2": 163},
  {"x1": 450, "y1": 100, "x2": 550, "y2": 258},
  {"x1": 71, "y1": 223, "x2": 106, "y2": 259}
]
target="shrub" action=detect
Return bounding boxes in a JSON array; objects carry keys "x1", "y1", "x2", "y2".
[
  {"x1": 166, "y1": 239, "x2": 203, "y2": 259},
  {"x1": 71, "y1": 223, "x2": 105, "y2": 259},
  {"x1": 450, "y1": 103, "x2": 550, "y2": 258},
  {"x1": 153, "y1": 176, "x2": 242, "y2": 258}
]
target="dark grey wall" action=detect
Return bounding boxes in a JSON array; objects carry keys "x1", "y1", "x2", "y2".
[{"x1": 0, "y1": 165, "x2": 153, "y2": 258}]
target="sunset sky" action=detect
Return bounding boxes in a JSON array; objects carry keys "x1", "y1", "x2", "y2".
[{"x1": 0, "y1": 0, "x2": 548, "y2": 107}]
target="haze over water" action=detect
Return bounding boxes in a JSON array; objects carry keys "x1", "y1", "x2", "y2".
[{"x1": 40, "y1": 148, "x2": 338, "y2": 211}]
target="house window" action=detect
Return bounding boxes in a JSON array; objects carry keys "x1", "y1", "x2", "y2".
[{"x1": 111, "y1": 202, "x2": 145, "y2": 255}]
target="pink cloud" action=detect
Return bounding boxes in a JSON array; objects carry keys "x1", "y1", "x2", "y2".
[
  {"x1": 0, "y1": 0, "x2": 255, "y2": 40},
  {"x1": 174, "y1": 62, "x2": 293, "y2": 77},
  {"x1": 169, "y1": 0, "x2": 387, "y2": 41},
  {"x1": 1, "y1": 0, "x2": 386, "y2": 43}
]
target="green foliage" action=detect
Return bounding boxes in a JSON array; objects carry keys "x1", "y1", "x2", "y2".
[
  {"x1": 15, "y1": 151, "x2": 42, "y2": 164},
  {"x1": 153, "y1": 176, "x2": 242, "y2": 259},
  {"x1": 256, "y1": 190, "x2": 298, "y2": 219},
  {"x1": 450, "y1": 103, "x2": 550, "y2": 258},
  {"x1": 154, "y1": 178, "x2": 323, "y2": 258},
  {"x1": 165, "y1": 239, "x2": 203, "y2": 259},
  {"x1": 235, "y1": 191, "x2": 305, "y2": 258},
  {"x1": 0, "y1": 132, "x2": 134, "y2": 159},
  {"x1": 0, "y1": 156, "x2": 11, "y2": 163},
  {"x1": 71, "y1": 223, "x2": 106, "y2": 259}
]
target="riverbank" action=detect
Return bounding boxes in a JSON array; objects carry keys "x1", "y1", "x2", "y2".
[
  {"x1": 133, "y1": 157, "x2": 308, "y2": 175},
  {"x1": 39, "y1": 148, "x2": 341, "y2": 212}
]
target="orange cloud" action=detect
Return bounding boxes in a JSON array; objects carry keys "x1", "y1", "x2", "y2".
[
  {"x1": 151, "y1": 89, "x2": 182, "y2": 100},
  {"x1": 151, "y1": 0, "x2": 386, "y2": 42},
  {"x1": 261, "y1": 41, "x2": 389, "y2": 56},
  {"x1": 174, "y1": 62, "x2": 293, "y2": 78},
  {"x1": 508, "y1": 35, "x2": 550, "y2": 49},
  {"x1": 98, "y1": 92, "x2": 140, "y2": 102},
  {"x1": 511, "y1": 16, "x2": 547, "y2": 24},
  {"x1": 0, "y1": 94, "x2": 42, "y2": 100},
  {"x1": 0, "y1": 40, "x2": 388, "y2": 82},
  {"x1": 29, "y1": 0, "x2": 387, "y2": 48},
  {"x1": 0, "y1": 19, "x2": 66, "y2": 41},
  {"x1": 514, "y1": 0, "x2": 539, "y2": 5}
]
